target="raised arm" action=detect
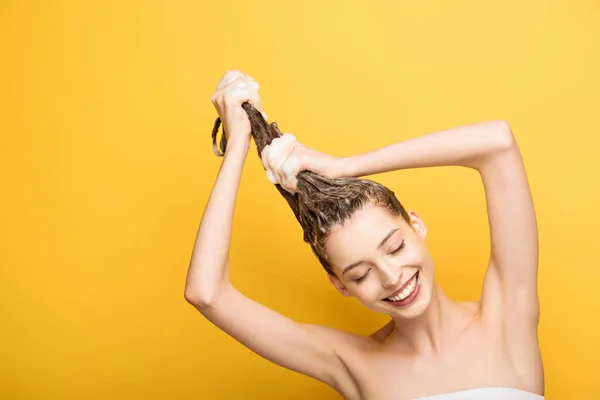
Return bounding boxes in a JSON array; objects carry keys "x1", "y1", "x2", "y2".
[
  {"x1": 184, "y1": 71, "x2": 350, "y2": 393},
  {"x1": 341, "y1": 120, "x2": 539, "y2": 321},
  {"x1": 271, "y1": 120, "x2": 538, "y2": 323}
]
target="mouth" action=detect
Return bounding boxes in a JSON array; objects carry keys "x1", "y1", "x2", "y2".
[{"x1": 382, "y1": 271, "x2": 420, "y2": 307}]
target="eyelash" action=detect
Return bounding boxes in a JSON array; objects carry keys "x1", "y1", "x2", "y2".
[
  {"x1": 354, "y1": 240, "x2": 406, "y2": 284},
  {"x1": 355, "y1": 269, "x2": 371, "y2": 283},
  {"x1": 389, "y1": 240, "x2": 406, "y2": 255}
]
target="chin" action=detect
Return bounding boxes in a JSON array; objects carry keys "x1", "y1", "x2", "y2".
[{"x1": 391, "y1": 292, "x2": 431, "y2": 319}]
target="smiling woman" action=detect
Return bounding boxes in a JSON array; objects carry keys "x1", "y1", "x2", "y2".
[
  {"x1": 185, "y1": 70, "x2": 544, "y2": 399},
  {"x1": 323, "y1": 205, "x2": 435, "y2": 321}
]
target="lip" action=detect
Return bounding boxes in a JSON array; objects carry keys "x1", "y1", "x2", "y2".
[
  {"x1": 381, "y1": 271, "x2": 419, "y2": 300},
  {"x1": 385, "y1": 276, "x2": 421, "y2": 307}
]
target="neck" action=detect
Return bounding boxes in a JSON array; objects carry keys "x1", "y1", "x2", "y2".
[{"x1": 388, "y1": 284, "x2": 456, "y2": 355}]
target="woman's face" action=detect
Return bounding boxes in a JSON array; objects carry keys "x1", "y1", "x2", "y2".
[{"x1": 325, "y1": 205, "x2": 434, "y2": 319}]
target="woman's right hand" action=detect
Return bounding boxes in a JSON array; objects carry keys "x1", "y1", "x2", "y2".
[
  {"x1": 211, "y1": 70, "x2": 268, "y2": 149},
  {"x1": 261, "y1": 135, "x2": 346, "y2": 194}
]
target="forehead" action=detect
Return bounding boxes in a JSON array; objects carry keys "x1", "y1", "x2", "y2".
[{"x1": 325, "y1": 206, "x2": 407, "y2": 267}]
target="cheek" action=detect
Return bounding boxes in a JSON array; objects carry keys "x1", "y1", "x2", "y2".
[
  {"x1": 420, "y1": 253, "x2": 435, "y2": 281},
  {"x1": 410, "y1": 243, "x2": 429, "y2": 264},
  {"x1": 351, "y1": 280, "x2": 381, "y2": 302}
]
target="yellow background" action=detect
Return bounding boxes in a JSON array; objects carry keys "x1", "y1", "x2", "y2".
[{"x1": 1, "y1": 0, "x2": 599, "y2": 398}]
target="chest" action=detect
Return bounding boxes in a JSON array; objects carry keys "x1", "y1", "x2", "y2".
[{"x1": 343, "y1": 326, "x2": 519, "y2": 400}]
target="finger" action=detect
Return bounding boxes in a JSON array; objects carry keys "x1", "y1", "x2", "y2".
[
  {"x1": 260, "y1": 145, "x2": 270, "y2": 170},
  {"x1": 232, "y1": 76, "x2": 258, "y2": 90},
  {"x1": 261, "y1": 137, "x2": 285, "y2": 172},
  {"x1": 220, "y1": 78, "x2": 259, "y2": 104},
  {"x1": 281, "y1": 142, "x2": 300, "y2": 177},
  {"x1": 269, "y1": 133, "x2": 298, "y2": 177},
  {"x1": 280, "y1": 152, "x2": 300, "y2": 193},
  {"x1": 228, "y1": 76, "x2": 262, "y2": 110},
  {"x1": 274, "y1": 141, "x2": 298, "y2": 184},
  {"x1": 280, "y1": 133, "x2": 296, "y2": 143},
  {"x1": 282, "y1": 177, "x2": 297, "y2": 195},
  {"x1": 212, "y1": 76, "x2": 247, "y2": 105},
  {"x1": 265, "y1": 138, "x2": 287, "y2": 171},
  {"x1": 222, "y1": 86, "x2": 259, "y2": 108},
  {"x1": 214, "y1": 74, "x2": 260, "y2": 106},
  {"x1": 218, "y1": 76, "x2": 254, "y2": 98},
  {"x1": 281, "y1": 149, "x2": 300, "y2": 176},
  {"x1": 260, "y1": 143, "x2": 272, "y2": 170},
  {"x1": 216, "y1": 70, "x2": 244, "y2": 91},
  {"x1": 269, "y1": 138, "x2": 296, "y2": 173},
  {"x1": 261, "y1": 132, "x2": 295, "y2": 169},
  {"x1": 266, "y1": 169, "x2": 279, "y2": 185},
  {"x1": 244, "y1": 74, "x2": 259, "y2": 90},
  {"x1": 245, "y1": 92, "x2": 263, "y2": 114},
  {"x1": 274, "y1": 137, "x2": 297, "y2": 177},
  {"x1": 263, "y1": 143, "x2": 281, "y2": 185}
]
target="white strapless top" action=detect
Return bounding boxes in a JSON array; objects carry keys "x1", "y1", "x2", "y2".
[{"x1": 413, "y1": 387, "x2": 544, "y2": 399}]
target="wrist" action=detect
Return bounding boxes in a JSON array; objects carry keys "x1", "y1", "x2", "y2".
[
  {"x1": 225, "y1": 137, "x2": 251, "y2": 156},
  {"x1": 337, "y1": 155, "x2": 359, "y2": 178}
]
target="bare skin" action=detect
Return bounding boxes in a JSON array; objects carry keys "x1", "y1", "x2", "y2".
[{"x1": 185, "y1": 70, "x2": 543, "y2": 399}]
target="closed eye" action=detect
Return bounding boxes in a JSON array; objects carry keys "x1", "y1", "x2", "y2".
[
  {"x1": 388, "y1": 240, "x2": 406, "y2": 255},
  {"x1": 354, "y1": 268, "x2": 372, "y2": 283}
]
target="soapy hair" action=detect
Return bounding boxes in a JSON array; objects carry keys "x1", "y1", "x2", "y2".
[{"x1": 211, "y1": 102, "x2": 410, "y2": 274}]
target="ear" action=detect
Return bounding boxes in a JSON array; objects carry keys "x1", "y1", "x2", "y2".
[
  {"x1": 328, "y1": 274, "x2": 351, "y2": 297},
  {"x1": 407, "y1": 210, "x2": 427, "y2": 240}
]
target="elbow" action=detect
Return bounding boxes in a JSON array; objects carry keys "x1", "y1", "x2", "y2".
[
  {"x1": 472, "y1": 120, "x2": 516, "y2": 172},
  {"x1": 491, "y1": 120, "x2": 516, "y2": 152},
  {"x1": 184, "y1": 287, "x2": 204, "y2": 307},
  {"x1": 184, "y1": 287, "x2": 216, "y2": 309},
  {"x1": 184, "y1": 281, "x2": 228, "y2": 309}
]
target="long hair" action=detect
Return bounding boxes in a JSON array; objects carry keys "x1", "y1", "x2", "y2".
[{"x1": 211, "y1": 102, "x2": 409, "y2": 273}]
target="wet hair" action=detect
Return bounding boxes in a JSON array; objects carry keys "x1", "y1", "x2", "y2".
[{"x1": 212, "y1": 102, "x2": 410, "y2": 274}]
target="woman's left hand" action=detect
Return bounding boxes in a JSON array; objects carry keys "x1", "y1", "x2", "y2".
[{"x1": 261, "y1": 134, "x2": 346, "y2": 194}]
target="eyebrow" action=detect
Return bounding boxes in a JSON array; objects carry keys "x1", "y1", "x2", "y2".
[{"x1": 342, "y1": 228, "x2": 400, "y2": 275}]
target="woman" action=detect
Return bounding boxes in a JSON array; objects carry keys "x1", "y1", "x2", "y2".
[{"x1": 185, "y1": 70, "x2": 544, "y2": 399}]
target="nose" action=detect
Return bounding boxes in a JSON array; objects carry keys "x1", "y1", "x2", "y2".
[{"x1": 380, "y1": 264, "x2": 401, "y2": 289}]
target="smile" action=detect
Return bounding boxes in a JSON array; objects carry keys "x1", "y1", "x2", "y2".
[{"x1": 382, "y1": 271, "x2": 420, "y2": 306}]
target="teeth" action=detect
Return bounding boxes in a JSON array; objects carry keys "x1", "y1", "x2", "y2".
[{"x1": 386, "y1": 275, "x2": 418, "y2": 302}]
